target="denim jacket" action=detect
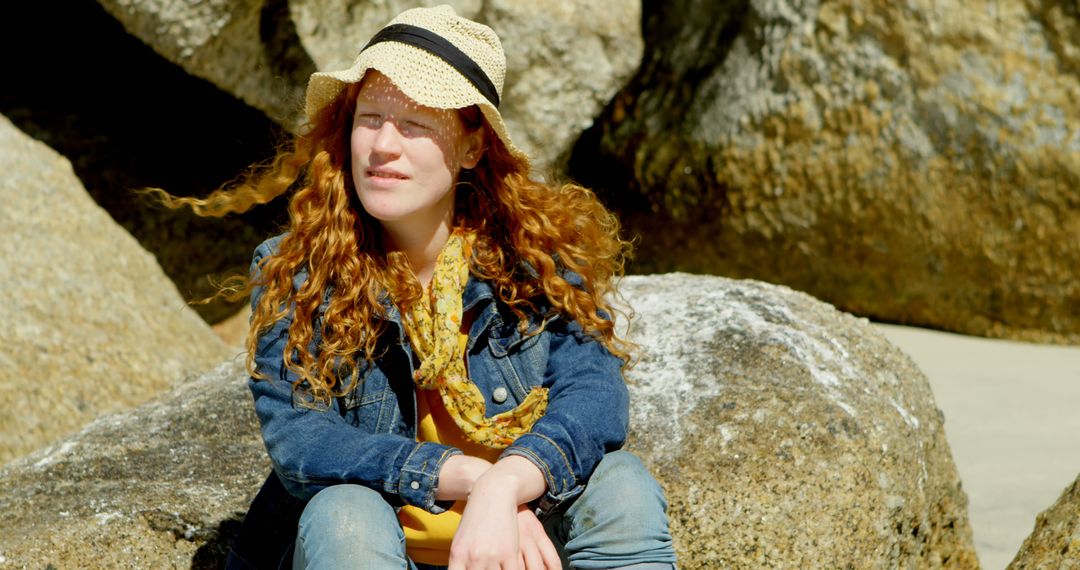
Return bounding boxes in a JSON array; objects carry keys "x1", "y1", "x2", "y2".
[{"x1": 247, "y1": 233, "x2": 630, "y2": 520}]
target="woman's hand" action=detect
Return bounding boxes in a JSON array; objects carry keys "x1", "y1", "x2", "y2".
[
  {"x1": 447, "y1": 481, "x2": 519, "y2": 569},
  {"x1": 516, "y1": 504, "x2": 562, "y2": 569},
  {"x1": 448, "y1": 455, "x2": 558, "y2": 569}
]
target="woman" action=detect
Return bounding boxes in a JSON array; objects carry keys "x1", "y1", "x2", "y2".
[{"x1": 170, "y1": 5, "x2": 676, "y2": 569}]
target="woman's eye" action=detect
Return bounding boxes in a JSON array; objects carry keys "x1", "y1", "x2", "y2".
[
  {"x1": 357, "y1": 113, "x2": 382, "y2": 126},
  {"x1": 403, "y1": 120, "x2": 429, "y2": 132}
]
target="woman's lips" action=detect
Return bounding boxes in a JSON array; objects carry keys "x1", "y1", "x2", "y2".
[
  {"x1": 365, "y1": 168, "x2": 410, "y2": 188},
  {"x1": 367, "y1": 168, "x2": 409, "y2": 179}
]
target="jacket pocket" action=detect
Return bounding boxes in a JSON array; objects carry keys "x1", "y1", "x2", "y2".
[
  {"x1": 481, "y1": 327, "x2": 550, "y2": 411},
  {"x1": 341, "y1": 374, "x2": 398, "y2": 434}
]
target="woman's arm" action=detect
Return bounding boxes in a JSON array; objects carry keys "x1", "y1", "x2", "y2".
[
  {"x1": 498, "y1": 315, "x2": 631, "y2": 514},
  {"x1": 448, "y1": 455, "x2": 558, "y2": 570},
  {"x1": 248, "y1": 239, "x2": 461, "y2": 514},
  {"x1": 434, "y1": 454, "x2": 492, "y2": 500},
  {"x1": 446, "y1": 308, "x2": 626, "y2": 570}
]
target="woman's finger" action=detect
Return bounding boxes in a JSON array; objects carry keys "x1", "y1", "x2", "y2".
[
  {"x1": 520, "y1": 540, "x2": 545, "y2": 570},
  {"x1": 537, "y1": 533, "x2": 562, "y2": 570}
]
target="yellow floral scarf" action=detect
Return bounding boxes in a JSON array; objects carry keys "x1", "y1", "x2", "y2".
[{"x1": 398, "y1": 229, "x2": 548, "y2": 449}]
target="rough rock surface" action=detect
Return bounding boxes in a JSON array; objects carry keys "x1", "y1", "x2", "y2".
[
  {"x1": 620, "y1": 274, "x2": 977, "y2": 567},
  {"x1": 96, "y1": 0, "x2": 315, "y2": 127},
  {"x1": 0, "y1": 360, "x2": 264, "y2": 569},
  {"x1": 574, "y1": 0, "x2": 1080, "y2": 343},
  {"x1": 0, "y1": 273, "x2": 976, "y2": 567},
  {"x1": 290, "y1": 0, "x2": 642, "y2": 173},
  {"x1": 102, "y1": 0, "x2": 642, "y2": 173},
  {"x1": 0, "y1": 116, "x2": 231, "y2": 464},
  {"x1": 1007, "y1": 474, "x2": 1080, "y2": 569},
  {"x1": 5, "y1": 1, "x2": 289, "y2": 324}
]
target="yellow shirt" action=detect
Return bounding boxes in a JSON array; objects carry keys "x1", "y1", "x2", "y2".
[{"x1": 398, "y1": 331, "x2": 502, "y2": 566}]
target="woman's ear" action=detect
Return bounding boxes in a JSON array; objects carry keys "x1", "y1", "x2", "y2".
[{"x1": 460, "y1": 129, "x2": 486, "y2": 170}]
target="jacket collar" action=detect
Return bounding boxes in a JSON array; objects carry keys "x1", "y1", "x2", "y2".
[
  {"x1": 368, "y1": 274, "x2": 500, "y2": 344},
  {"x1": 462, "y1": 274, "x2": 496, "y2": 313}
]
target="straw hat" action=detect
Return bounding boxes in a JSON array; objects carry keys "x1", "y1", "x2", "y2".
[{"x1": 305, "y1": 4, "x2": 527, "y2": 162}]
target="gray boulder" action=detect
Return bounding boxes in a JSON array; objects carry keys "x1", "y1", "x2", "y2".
[
  {"x1": 0, "y1": 116, "x2": 231, "y2": 464},
  {"x1": 291, "y1": 0, "x2": 645, "y2": 171},
  {"x1": 0, "y1": 274, "x2": 977, "y2": 568},
  {"x1": 0, "y1": 360, "x2": 263, "y2": 569},
  {"x1": 620, "y1": 274, "x2": 977, "y2": 567}
]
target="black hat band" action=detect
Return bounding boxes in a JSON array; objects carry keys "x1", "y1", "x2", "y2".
[{"x1": 361, "y1": 23, "x2": 501, "y2": 108}]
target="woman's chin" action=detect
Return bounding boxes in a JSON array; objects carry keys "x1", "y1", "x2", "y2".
[{"x1": 361, "y1": 206, "x2": 411, "y2": 224}]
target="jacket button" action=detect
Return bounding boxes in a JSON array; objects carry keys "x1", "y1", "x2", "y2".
[
  {"x1": 492, "y1": 387, "x2": 508, "y2": 404},
  {"x1": 410, "y1": 481, "x2": 420, "y2": 490}
]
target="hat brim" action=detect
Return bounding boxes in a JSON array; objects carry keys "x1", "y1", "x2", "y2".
[{"x1": 305, "y1": 42, "x2": 529, "y2": 163}]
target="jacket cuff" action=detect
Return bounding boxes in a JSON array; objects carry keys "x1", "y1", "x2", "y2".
[
  {"x1": 500, "y1": 433, "x2": 584, "y2": 514},
  {"x1": 398, "y1": 442, "x2": 461, "y2": 514}
]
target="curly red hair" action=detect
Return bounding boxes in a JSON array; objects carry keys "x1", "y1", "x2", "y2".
[{"x1": 151, "y1": 80, "x2": 635, "y2": 405}]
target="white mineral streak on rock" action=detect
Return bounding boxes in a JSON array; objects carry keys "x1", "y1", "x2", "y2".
[
  {"x1": 890, "y1": 397, "x2": 920, "y2": 429},
  {"x1": 622, "y1": 274, "x2": 862, "y2": 424},
  {"x1": 737, "y1": 299, "x2": 860, "y2": 416},
  {"x1": 619, "y1": 278, "x2": 724, "y2": 448},
  {"x1": 31, "y1": 441, "x2": 78, "y2": 470},
  {"x1": 94, "y1": 512, "x2": 122, "y2": 525}
]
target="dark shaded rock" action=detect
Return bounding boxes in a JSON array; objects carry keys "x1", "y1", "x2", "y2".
[
  {"x1": 1, "y1": 0, "x2": 289, "y2": 324},
  {"x1": 96, "y1": 0, "x2": 314, "y2": 127}
]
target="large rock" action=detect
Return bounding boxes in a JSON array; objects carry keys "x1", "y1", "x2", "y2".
[
  {"x1": 96, "y1": 0, "x2": 315, "y2": 128},
  {"x1": 0, "y1": 274, "x2": 976, "y2": 568},
  {"x1": 0, "y1": 360, "x2": 264, "y2": 569},
  {"x1": 291, "y1": 0, "x2": 642, "y2": 171},
  {"x1": 102, "y1": 0, "x2": 642, "y2": 173},
  {"x1": 0, "y1": 116, "x2": 231, "y2": 464},
  {"x1": 572, "y1": 0, "x2": 1080, "y2": 344},
  {"x1": 4, "y1": 1, "x2": 290, "y2": 324},
  {"x1": 1007, "y1": 474, "x2": 1080, "y2": 569},
  {"x1": 620, "y1": 274, "x2": 977, "y2": 567}
]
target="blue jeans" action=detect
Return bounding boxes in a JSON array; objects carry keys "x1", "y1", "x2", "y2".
[{"x1": 292, "y1": 451, "x2": 677, "y2": 569}]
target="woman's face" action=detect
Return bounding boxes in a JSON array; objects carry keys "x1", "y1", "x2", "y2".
[{"x1": 350, "y1": 70, "x2": 483, "y2": 230}]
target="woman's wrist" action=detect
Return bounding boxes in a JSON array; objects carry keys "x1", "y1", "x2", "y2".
[
  {"x1": 472, "y1": 454, "x2": 547, "y2": 505},
  {"x1": 435, "y1": 455, "x2": 493, "y2": 500}
]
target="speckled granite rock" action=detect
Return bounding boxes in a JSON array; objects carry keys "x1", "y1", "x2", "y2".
[
  {"x1": 0, "y1": 274, "x2": 977, "y2": 568},
  {"x1": 0, "y1": 116, "x2": 231, "y2": 464},
  {"x1": 621, "y1": 274, "x2": 978, "y2": 568},
  {"x1": 0, "y1": 359, "x2": 264, "y2": 569},
  {"x1": 575, "y1": 0, "x2": 1080, "y2": 344},
  {"x1": 1007, "y1": 474, "x2": 1080, "y2": 569}
]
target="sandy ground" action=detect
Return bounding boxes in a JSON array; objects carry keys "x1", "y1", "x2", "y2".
[{"x1": 873, "y1": 323, "x2": 1080, "y2": 570}]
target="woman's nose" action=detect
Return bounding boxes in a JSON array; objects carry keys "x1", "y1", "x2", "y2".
[{"x1": 372, "y1": 120, "x2": 403, "y2": 155}]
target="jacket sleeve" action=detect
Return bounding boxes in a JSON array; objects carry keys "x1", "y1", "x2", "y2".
[
  {"x1": 247, "y1": 237, "x2": 460, "y2": 512},
  {"x1": 498, "y1": 313, "x2": 630, "y2": 513}
]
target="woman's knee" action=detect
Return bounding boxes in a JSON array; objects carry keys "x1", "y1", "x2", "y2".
[
  {"x1": 558, "y1": 451, "x2": 677, "y2": 567},
  {"x1": 296, "y1": 484, "x2": 403, "y2": 560},
  {"x1": 586, "y1": 451, "x2": 669, "y2": 514},
  {"x1": 302, "y1": 484, "x2": 396, "y2": 526}
]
